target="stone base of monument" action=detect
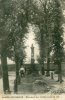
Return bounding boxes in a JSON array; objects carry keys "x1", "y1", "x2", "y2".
[
  {"x1": 27, "y1": 64, "x2": 39, "y2": 76},
  {"x1": 46, "y1": 71, "x2": 50, "y2": 76}
]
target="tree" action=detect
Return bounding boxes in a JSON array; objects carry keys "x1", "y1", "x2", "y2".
[
  {"x1": 0, "y1": 0, "x2": 28, "y2": 92},
  {"x1": 33, "y1": 0, "x2": 54, "y2": 75},
  {"x1": 52, "y1": 0, "x2": 64, "y2": 83},
  {"x1": 0, "y1": 0, "x2": 11, "y2": 93}
]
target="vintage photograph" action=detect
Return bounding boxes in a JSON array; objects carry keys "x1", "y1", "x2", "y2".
[{"x1": 0, "y1": 0, "x2": 65, "y2": 97}]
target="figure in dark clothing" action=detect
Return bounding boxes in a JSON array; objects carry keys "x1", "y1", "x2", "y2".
[{"x1": 19, "y1": 67, "x2": 25, "y2": 77}]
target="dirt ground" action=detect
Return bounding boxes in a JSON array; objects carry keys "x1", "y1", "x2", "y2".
[{"x1": 0, "y1": 72, "x2": 65, "y2": 94}]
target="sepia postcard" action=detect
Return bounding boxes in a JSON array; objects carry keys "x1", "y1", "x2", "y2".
[{"x1": 0, "y1": 0, "x2": 65, "y2": 100}]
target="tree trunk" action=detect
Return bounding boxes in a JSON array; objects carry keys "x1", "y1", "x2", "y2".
[
  {"x1": 14, "y1": 42, "x2": 20, "y2": 92},
  {"x1": 40, "y1": 33, "x2": 45, "y2": 75},
  {"x1": 15, "y1": 55, "x2": 20, "y2": 92},
  {"x1": 51, "y1": 72, "x2": 54, "y2": 79},
  {"x1": 46, "y1": 48, "x2": 50, "y2": 76},
  {"x1": 40, "y1": 49, "x2": 45, "y2": 75},
  {"x1": 46, "y1": 57, "x2": 50, "y2": 76},
  {"x1": 41, "y1": 63, "x2": 45, "y2": 75},
  {"x1": 40, "y1": 53, "x2": 45, "y2": 75},
  {"x1": 1, "y1": 39, "x2": 10, "y2": 93},
  {"x1": 57, "y1": 61, "x2": 62, "y2": 83}
]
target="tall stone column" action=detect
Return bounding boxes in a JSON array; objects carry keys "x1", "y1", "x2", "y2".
[
  {"x1": 30, "y1": 44, "x2": 35, "y2": 73},
  {"x1": 31, "y1": 44, "x2": 34, "y2": 64}
]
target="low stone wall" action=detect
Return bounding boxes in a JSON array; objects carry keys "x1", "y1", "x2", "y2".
[{"x1": 0, "y1": 62, "x2": 65, "y2": 76}]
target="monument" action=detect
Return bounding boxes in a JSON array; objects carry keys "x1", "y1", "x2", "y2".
[
  {"x1": 31, "y1": 44, "x2": 35, "y2": 64},
  {"x1": 30, "y1": 44, "x2": 35, "y2": 73}
]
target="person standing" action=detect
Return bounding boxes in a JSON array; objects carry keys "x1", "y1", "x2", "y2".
[{"x1": 19, "y1": 66, "x2": 25, "y2": 77}]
